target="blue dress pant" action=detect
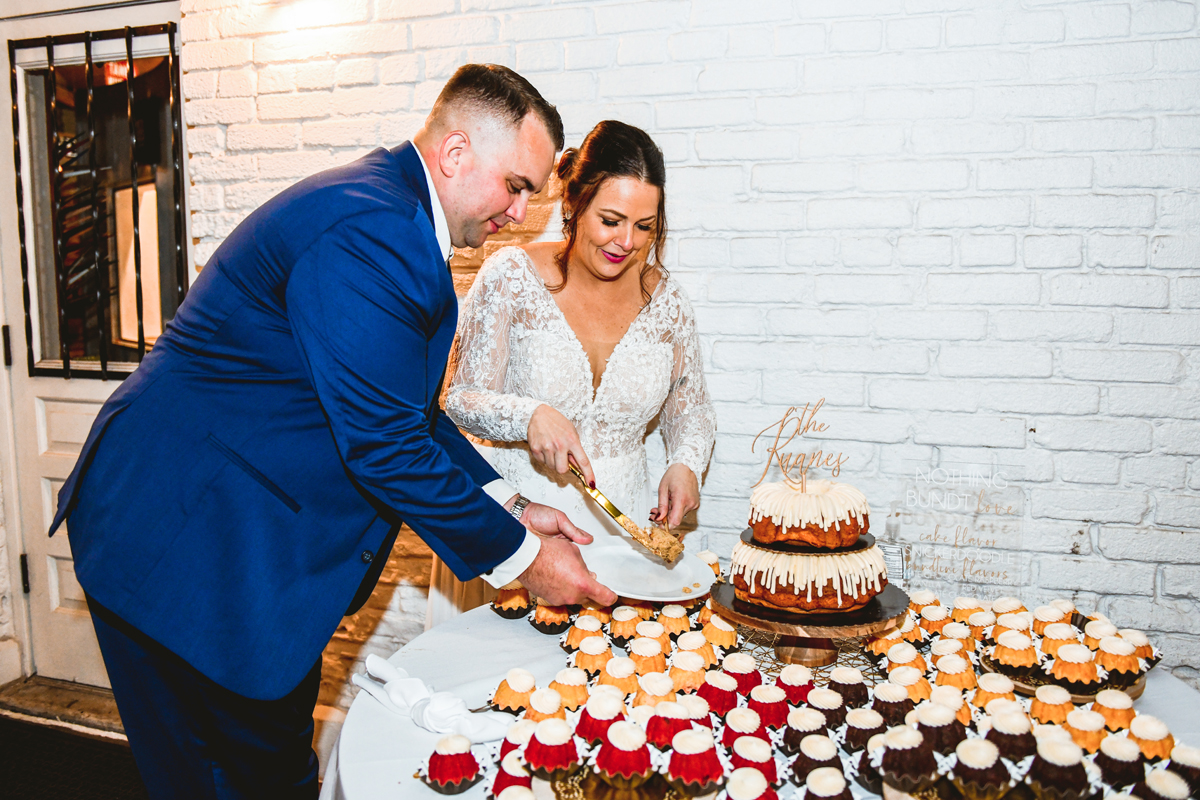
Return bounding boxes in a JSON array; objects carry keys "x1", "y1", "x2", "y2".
[{"x1": 88, "y1": 598, "x2": 321, "y2": 799}]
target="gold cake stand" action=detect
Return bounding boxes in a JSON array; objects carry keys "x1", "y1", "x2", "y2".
[{"x1": 712, "y1": 531, "x2": 909, "y2": 667}]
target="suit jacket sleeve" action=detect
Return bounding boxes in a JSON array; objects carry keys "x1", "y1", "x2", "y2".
[{"x1": 285, "y1": 210, "x2": 525, "y2": 580}]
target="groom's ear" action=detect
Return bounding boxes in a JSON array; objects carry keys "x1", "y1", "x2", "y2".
[{"x1": 437, "y1": 131, "x2": 470, "y2": 179}]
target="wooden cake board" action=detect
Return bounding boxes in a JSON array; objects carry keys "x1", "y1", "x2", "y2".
[{"x1": 710, "y1": 582, "x2": 909, "y2": 667}]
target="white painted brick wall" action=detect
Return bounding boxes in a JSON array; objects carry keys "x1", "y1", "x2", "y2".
[{"x1": 179, "y1": 0, "x2": 1200, "y2": 694}]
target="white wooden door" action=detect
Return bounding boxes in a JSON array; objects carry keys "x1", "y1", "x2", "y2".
[{"x1": 0, "y1": 1, "x2": 181, "y2": 688}]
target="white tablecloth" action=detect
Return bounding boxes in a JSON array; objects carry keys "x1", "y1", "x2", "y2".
[{"x1": 324, "y1": 606, "x2": 1200, "y2": 800}]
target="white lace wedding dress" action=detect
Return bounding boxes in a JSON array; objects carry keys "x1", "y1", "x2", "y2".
[{"x1": 424, "y1": 246, "x2": 716, "y2": 628}]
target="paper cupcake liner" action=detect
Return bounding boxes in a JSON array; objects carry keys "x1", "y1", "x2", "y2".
[
  {"x1": 491, "y1": 603, "x2": 530, "y2": 620},
  {"x1": 529, "y1": 618, "x2": 571, "y2": 636},
  {"x1": 421, "y1": 773, "x2": 484, "y2": 795},
  {"x1": 1027, "y1": 777, "x2": 1091, "y2": 800},
  {"x1": 882, "y1": 770, "x2": 940, "y2": 795},
  {"x1": 952, "y1": 775, "x2": 1015, "y2": 800},
  {"x1": 667, "y1": 776, "x2": 725, "y2": 797}
]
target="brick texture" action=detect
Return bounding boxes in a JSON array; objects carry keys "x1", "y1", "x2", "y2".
[{"x1": 171, "y1": 0, "x2": 1200, "y2": 705}]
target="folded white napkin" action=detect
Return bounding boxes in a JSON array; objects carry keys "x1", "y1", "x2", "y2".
[{"x1": 351, "y1": 654, "x2": 512, "y2": 743}]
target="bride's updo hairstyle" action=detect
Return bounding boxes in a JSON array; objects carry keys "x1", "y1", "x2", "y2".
[{"x1": 553, "y1": 120, "x2": 667, "y2": 303}]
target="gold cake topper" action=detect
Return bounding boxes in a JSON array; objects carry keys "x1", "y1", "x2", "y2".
[{"x1": 751, "y1": 399, "x2": 849, "y2": 490}]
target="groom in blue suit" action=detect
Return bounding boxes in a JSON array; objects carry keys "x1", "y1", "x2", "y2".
[{"x1": 50, "y1": 65, "x2": 615, "y2": 798}]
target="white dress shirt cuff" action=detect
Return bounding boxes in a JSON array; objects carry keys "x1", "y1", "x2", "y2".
[{"x1": 480, "y1": 479, "x2": 541, "y2": 588}]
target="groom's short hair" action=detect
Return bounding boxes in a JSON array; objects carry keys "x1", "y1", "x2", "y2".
[{"x1": 430, "y1": 64, "x2": 565, "y2": 151}]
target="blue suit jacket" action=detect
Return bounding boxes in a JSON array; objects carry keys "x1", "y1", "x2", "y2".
[{"x1": 51, "y1": 143, "x2": 526, "y2": 700}]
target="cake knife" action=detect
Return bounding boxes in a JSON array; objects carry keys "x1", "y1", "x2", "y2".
[{"x1": 567, "y1": 462, "x2": 684, "y2": 562}]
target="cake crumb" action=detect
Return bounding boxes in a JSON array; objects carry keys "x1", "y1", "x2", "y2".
[{"x1": 682, "y1": 587, "x2": 692, "y2": 594}]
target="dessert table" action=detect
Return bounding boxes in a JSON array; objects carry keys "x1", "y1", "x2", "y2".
[{"x1": 322, "y1": 606, "x2": 1200, "y2": 800}]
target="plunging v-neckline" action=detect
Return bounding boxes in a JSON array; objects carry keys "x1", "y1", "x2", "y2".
[{"x1": 518, "y1": 249, "x2": 663, "y2": 404}]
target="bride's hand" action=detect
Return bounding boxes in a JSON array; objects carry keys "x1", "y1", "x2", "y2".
[
  {"x1": 527, "y1": 404, "x2": 596, "y2": 487},
  {"x1": 651, "y1": 464, "x2": 699, "y2": 529}
]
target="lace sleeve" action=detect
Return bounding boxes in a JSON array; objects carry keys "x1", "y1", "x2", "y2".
[
  {"x1": 660, "y1": 285, "x2": 716, "y2": 481},
  {"x1": 444, "y1": 254, "x2": 543, "y2": 442}
]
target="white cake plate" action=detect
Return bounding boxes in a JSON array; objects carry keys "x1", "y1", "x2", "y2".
[{"x1": 583, "y1": 548, "x2": 715, "y2": 603}]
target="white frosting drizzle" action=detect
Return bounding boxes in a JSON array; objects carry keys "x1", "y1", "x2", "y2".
[
  {"x1": 727, "y1": 767, "x2": 770, "y2": 800},
  {"x1": 831, "y1": 666, "x2": 864, "y2": 685},
  {"x1": 672, "y1": 727, "x2": 715, "y2": 755},
  {"x1": 529, "y1": 688, "x2": 562, "y2": 715},
  {"x1": 887, "y1": 642, "x2": 919, "y2": 664},
  {"x1": 780, "y1": 664, "x2": 814, "y2": 686},
  {"x1": 1038, "y1": 739, "x2": 1083, "y2": 767},
  {"x1": 910, "y1": 589, "x2": 938, "y2": 605},
  {"x1": 654, "y1": 701, "x2": 688, "y2": 720},
  {"x1": 434, "y1": 734, "x2": 472, "y2": 755},
  {"x1": 938, "y1": 654, "x2": 969, "y2": 675},
  {"x1": 930, "y1": 686, "x2": 964, "y2": 711},
  {"x1": 607, "y1": 720, "x2": 647, "y2": 751},
  {"x1": 874, "y1": 683, "x2": 909, "y2": 703},
  {"x1": 636, "y1": 621, "x2": 666, "y2": 639},
  {"x1": 579, "y1": 636, "x2": 610, "y2": 656},
  {"x1": 504, "y1": 719, "x2": 537, "y2": 745},
  {"x1": 1066, "y1": 709, "x2": 1105, "y2": 732},
  {"x1": 1043, "y1": 623, "x2": 1078, "y2": 641},
  {"x1": 978, "y1": 673, "x2": 1014, "y2": 693},
  {"x1": 750, "y1": 684, "x2": 787, "y2": 704},
  {"x1": 678, "y1": 694, "x2": 711, "y2": 720},
  {"x1": 585, "y1": 693, "x2": 624, "y2": 721},
  {"x1": 500, "y1": 749, "x2": 529, "y2": 777},
  {"x1": 506, "y1": 668, "x2": 535, "y2": 694},
  {"x1": 534, "y1": 718, "x2": 573, "y2": 747},
  {"x1": 661, "y1": 604, "x2": 687, "y2": 619},
  {"x1": 1034, "y1": 605, "x2": 1065, "y2": 623},
  {"x1": 672, "y1": 651, "x2": 705, "y2": 673},
  {"x1": 733, "y1": 735, "x2": 772, "y2": 762},
  {"x1": 731, "y1": 540, "x2": 886, "y2": 604},
  {"x1": 1100, "y1": 735, "x2": 1142, "y2": 761},
  {"x1": 555, "y1": 668, "x2": 587, "y2": 687},
  {"x1": 954, "y1": 597, "x2": 982, "y2": 611},
  {"x1": 956, "y1": 738, "x2": 1000, "y2": 769},
  {"x1": 996, "y1": 631, "x2": 1033, "y2": 650},
  {"x1": 573, "y1": 615, "x2": 603, "y2": 632},
  {"x1": 808, "y1": 688, "x2": 843, "y2": 710},
  {"x1": 1085, "y1": 620, "x2": 1118, "y2": 639},
  {"x1": 705, "y1": 671, "x2": 738, "y2": 692},
  {"x1": 612, "y1": 606, "x2": 639, "y2": 622},
  {"x1": 992, "y1": 597, "x2": 1023, "y2": 614},
  {"x1": 724, "y1": 653, "x2": 757, "y2": 674},
  {"x1": 1130, "y1": 715, "x2": 1169, "y2": 740},
  {"x1": 806, "y1": 766, "x2": 848, "y2": 797},
  {"x1": 917, "y1": 703, "x2": 955, "y2": 726},
  {"x1": 922, "y1": 605, "x2": 949, "y2": 622},
  {"x1": 1146, "y1": 770, "x2": 1191, "y2": 800},
  {"x1": 630, "y1": 638, "x2": 662, "y2": 657},
  {"x1": 801, "y1": 734, "x2": 838, "y2": 760},
  {"x1": 748, "y1": 479, "x2": 870, "y2": 529},
  {"x1": 885, "y1": 725, "x2": 924, "y2": 750},
  {"x1": 1035, "y1": 684, "x2": 1072, "y2": 705},
  {"x1": 788, "y1": 707, "x2": 827, "y2": 731},
  {"x1": 726, "y1": 707, "x2": 762, "y2": 734},
  {"x1": 1099, "y1": 636, "x2": 1135, "y2": 656},
  {"x1": 1056, "y1": 644, "x2": 1093, "y2": 664},
  {"x1": 992, "y1": 712, "x2": 1031, "y2": 735},
  {"x1": 889, "y1": 666, "x2": 922, "y2": 687},
  {"x1": 696, "y1": 550, "x2": 720, "y2": 565},
  {"x1": 605, "y1": 657, "x2": 636, "y2": 679},
  {"x1": 638, "y1": 672, "x2": 674, "y2": 696},
  {"x1": 847, "y1": 708, "x2": 884, "y2": 729},
  {"x1": 677, "y1": 631, "x2": 707, "y2": 650}
]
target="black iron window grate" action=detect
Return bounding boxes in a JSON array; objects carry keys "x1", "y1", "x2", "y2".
[{"x1": 8, "y1": 23, "x2": 187, "y2": 380}]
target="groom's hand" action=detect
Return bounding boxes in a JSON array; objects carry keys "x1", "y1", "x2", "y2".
[{"x1": 510, "y1": 498, "x2": 617, "y2": 606}]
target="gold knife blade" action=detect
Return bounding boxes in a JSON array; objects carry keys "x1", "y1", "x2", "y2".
[{"x1": 568, "y1": 462, "x2": 639, "y2": 531}]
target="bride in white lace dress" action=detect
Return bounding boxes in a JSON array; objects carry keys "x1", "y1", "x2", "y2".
[{"x1": 426, "y1": 121, "x2": 716, "y2": 627}]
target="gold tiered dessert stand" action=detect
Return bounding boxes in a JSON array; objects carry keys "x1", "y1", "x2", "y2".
[{"x1": 711, "y1": 529, "x2": 909, "y2": 668}]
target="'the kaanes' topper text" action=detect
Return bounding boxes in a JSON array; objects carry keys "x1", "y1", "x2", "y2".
[{"x1": 751, "y1": 399, "x2": 849, "y2": 490}]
